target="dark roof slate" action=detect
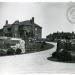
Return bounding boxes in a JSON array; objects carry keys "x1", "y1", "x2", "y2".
[
  {"x1": 6, "y1": 20, "x2": 42, "y2": 28},
  {"x1": 19, "y1": 20, "x2": 42, "y2": 28}
]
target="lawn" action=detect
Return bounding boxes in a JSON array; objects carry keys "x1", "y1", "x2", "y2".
[{"x1": 25, "y1": 41, "x2": 54, "y2": 53}]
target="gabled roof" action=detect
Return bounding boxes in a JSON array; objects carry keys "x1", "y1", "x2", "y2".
[
  {"x1": 3, "y1": 24, "x2": 11, "y2": 28},
  {"x1": 19, "y1": 20, "x2": 31, "y2": 25},
  {"x1": 4, "y1": 19, "x2": 42, "y2": 28},
  {"x1": 19, "y1": 20, "x2": 42, "y2": 28},
  {"x1": 12, "y1": 20, "x2": 19, "y2": 25}
]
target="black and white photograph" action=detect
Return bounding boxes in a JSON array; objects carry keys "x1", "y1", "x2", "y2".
[{"x1": 0, "y1": 1, "x2": 75, "y2": 74}]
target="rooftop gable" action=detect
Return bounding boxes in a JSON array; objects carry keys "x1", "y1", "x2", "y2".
[{"x1": 19, "y1": 20, "x2": 42, "y2": 28}]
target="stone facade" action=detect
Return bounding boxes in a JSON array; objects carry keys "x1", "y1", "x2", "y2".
[{"x1": 1, "y1": 17, "x2": 42, "y2": 40}]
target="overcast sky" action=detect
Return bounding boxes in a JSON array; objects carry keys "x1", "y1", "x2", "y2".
[{"x1": 0, "y1": 2, "x2": 75, "y2": 38}]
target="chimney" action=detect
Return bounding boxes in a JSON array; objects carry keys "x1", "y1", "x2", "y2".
[
  {"x1": 32, "y1": 17, "x2": 34, "y2": 23},
  {"x1": 6, "y1": 20, "x2": 8, "y2": 25},
  {"x1": 30, "y1": 17, "x2": 34, "y2": 24}
]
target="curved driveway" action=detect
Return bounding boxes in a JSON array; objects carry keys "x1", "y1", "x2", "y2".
[{"x1": 0, "y1": 42, "x2": 75, "y2": 74}]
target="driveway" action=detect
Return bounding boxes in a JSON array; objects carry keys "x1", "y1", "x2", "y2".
[{"x1": 0, "y1": 42, "x2": 75, "y2": 74}]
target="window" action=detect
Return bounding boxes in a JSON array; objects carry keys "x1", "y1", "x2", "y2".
[
  {"x1": 35, "y1": 28, "x2": 37, "y2": 31},
  {"x1": 8, "y1": 28, "x2": 11, "y2": 31}
]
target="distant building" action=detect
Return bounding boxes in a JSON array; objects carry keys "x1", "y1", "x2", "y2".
[
  {"x1": 0, "y1": 17, "x2": 42, "y2": 40},
  {"x1": 46, "y1": 31, "x2": 75, "y2": 41}
]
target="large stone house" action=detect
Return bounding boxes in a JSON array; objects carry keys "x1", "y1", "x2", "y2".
[{"x1": 1, "y1": 17, "x2": 42, "y2": 40}]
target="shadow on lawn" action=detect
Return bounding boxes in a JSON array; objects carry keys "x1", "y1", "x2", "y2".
[{"x1": 47, "y1": 56, "x2": 75, "y2": 63}]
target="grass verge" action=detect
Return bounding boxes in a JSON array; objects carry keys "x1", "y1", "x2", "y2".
[{"x1": 25, "y1": 42, "x2": 54, "y2": 53}]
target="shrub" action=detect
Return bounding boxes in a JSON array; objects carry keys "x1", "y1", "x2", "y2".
[
  {"x1": 16, "y1": 49, "x2": 22, "y2": 54},
  {"x1": 57, "y1": 50, "x2": 72, "y2": 61},
  {"x1": 0, "y1": 50, "x2": 6, "y2": 56},
  {"x1": 7, "y1": 48, "x2": 15, "y2": 55},
  {"x1": 52, "y1": 51, "x2": 58, "y2": 58}
]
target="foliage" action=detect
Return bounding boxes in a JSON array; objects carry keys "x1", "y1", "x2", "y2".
[
  {"x1": 16, "y1": 49, "x2": 22, "y2": 54},
  {"x1": 0, "y1": 50, "x2": 6, "y2": 56},
  {"x1": 7, "y1": 48, "x2": 15, "y2": 55}
]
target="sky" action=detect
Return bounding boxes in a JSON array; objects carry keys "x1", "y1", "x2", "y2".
[{"x1": 0, "y1": 2, "x2": 75, "y2": 38}]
